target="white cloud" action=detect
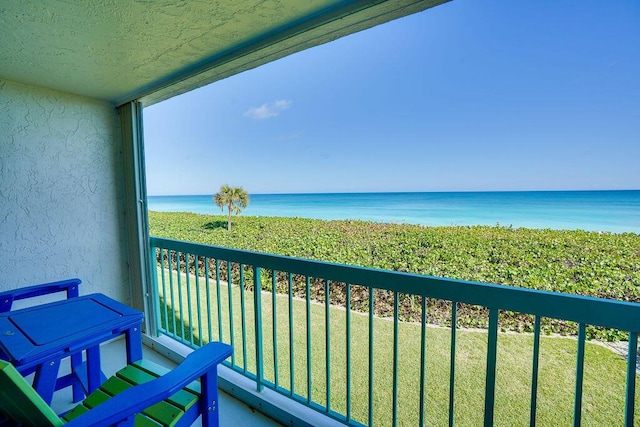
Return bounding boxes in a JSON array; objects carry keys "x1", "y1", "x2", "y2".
[
  {"x1": 278, "y1": 131, "x2": 303, "y2": 142},
  {"x1": 244, "y1": 99, "x2": 292, "y2": 120}
]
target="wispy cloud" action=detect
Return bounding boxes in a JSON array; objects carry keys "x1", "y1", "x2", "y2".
[
  {"x1": 278, "y1": 131, "x2": 303, "y2": 142},
  {"x1": 244, "y1": 99, "x2": 292, "y2": 120}
]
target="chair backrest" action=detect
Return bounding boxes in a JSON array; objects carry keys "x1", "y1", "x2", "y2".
[{"x1": 0, "y1": 360, "x2": 63, "y2": 426}]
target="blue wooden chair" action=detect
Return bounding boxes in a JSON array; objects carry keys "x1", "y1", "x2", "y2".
[
  {"x1": 0, "y1": 341, "x2": 232, "y2": 426},
  {"x1": 0, "y1": 278, "x2": 81, "y2": 313}
]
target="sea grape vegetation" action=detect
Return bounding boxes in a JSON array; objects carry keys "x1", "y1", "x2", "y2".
[{"x1": 149, "y1": 211, "x2": 640, "y2": 340}]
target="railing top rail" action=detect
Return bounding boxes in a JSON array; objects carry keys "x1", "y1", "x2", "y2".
[{"x1": 150, "y1": 236, "x2": 640, "y2": 332}]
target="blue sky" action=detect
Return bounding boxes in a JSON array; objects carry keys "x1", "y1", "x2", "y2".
[{"x1": 143, "y1": 0, "x2": 640, "y2": 196}]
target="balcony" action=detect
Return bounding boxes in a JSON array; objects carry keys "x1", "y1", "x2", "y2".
[
  {"x1": 147, "y1": 236, "x2": 640, "y2": 426},
  {"x1": 4, "y1": 2, "x2": 637, "y2": 426}
]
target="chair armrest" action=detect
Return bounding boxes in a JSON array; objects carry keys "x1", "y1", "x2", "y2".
[
  {"x1": 0, "y1": 278, "x2": 81, "y2": 312},
  {"x1": 64, "y1": 342, "x2": 232, "y2": 427}
]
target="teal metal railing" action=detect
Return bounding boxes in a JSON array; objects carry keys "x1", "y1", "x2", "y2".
[{"x1": 149, "y1": 236, "x2": 640, "y2": 426}]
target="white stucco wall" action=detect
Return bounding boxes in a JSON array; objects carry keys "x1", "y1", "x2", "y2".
[{"x1": 0, "y1": 79, "x2": 130, "y2": 303}]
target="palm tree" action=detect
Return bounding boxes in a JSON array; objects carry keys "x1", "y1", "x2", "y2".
[{"x1": 213, "y1": 185, "x2": 249, "y2": 231}]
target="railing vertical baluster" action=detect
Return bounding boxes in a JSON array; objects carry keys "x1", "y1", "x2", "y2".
[
  {"x1": 530, "y1": 315, "x2": 542, "y2": 427},
  {"x1": 149, "y1": 246, "x2": 161, "y2": 340},
  {"x1": 215, "y1": 259, "x2": 223, "y2": 342},
  {"x1": 160, "y1": 249, "x2": 169, "y2": 333},
  {"x1": 254, "y1": 266, "x2": 264, "y2": 391},
  {"x1": 185, "y1": 254, "x2": 193, "y2": 345},
  {"x1": 484, "y1": 308, "x2": 499, "y2": 427},
  {"x1": 449, "y1": 302, "x2": 457, "y2": 427},
  {"x1": 573, "y1": 323, "x2": 586, "y2": 427},
  {"x1": 306, "y1": 276, "x2": 312, "y2": 404},
  {"x1": 346, "y1": 283, "x2": 352, "y2": 423},
  {"x1": 419, "y1": 296, "x2": 427, "y2": 427},
  {"x1": 204, "y1": 258, "x2": 213, "y2": 343},
  {"x1": 392, "y1": 291, "x2": 399, "y2": 427},
  {"x1": 149, "y1": 247, "x2": 161, "y2": 339},
  {"x1": 240, "y1": 264, "x2": 247, "y2": 372},
  {"x1": 624, "y1": 332, "x2": 638, "y2": 426},
  {"x1": 368, "y1": 287, "x2": 375, "y2": 426},
  {"x1": 325, "y1": 279, "x2": 331, "y2": 413},
  {"x1": 272, "y1": 270, "x2": 279, "y2": 389},
  {"x1": 177, "y1": 252, "x2": 185, "y2": 342},
  {"x1": 168, "y1": 251, "x2": 177, "y2": 339},
  {"x1": 195, "y1": 257, "x2": 203, "y2": 346},
  {"x1": 288, "y1": 273, "x2": 295, "y2": 396},
  {"x1": 227, "y1": 261, "x2": 235, "y2": 366}
]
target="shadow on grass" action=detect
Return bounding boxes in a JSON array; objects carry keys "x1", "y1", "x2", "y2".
[
  {"x1": 203, "y1": 221, "x2": 228, "y2": 230},
  {"x1": 158, "y1": 297, "x2": 204, "y2": 347}
]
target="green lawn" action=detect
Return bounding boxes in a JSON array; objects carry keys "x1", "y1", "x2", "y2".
[{"x1": 156, "y1": 268, "x2": 639, "y2": 426}]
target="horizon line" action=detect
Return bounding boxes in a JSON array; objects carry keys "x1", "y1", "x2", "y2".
[{"x1": 148, "y1": 188, "x2": 640, "y2": 197}]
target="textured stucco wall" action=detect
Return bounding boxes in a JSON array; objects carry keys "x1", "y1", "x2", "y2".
[{"x1": 0, "y1": 79, "x2": 130, "y2": 303}]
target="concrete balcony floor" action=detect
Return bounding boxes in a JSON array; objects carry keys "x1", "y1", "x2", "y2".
[{"x1": 47, "y1": 337, "x2": 282, "y2": 427}]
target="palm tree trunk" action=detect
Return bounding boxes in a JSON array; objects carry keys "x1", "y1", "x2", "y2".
[{"x1": 227, "y1": 203, "x2": 232, "y2": 231}]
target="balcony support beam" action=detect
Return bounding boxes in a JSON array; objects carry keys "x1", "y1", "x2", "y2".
[{"x1": 119, "y1": 101, "x2": 155, "y2": 336}]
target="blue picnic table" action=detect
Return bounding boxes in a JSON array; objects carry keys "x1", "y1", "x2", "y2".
[{"x1": 0, "y1": 293, "x2": 143, "y2": 404}]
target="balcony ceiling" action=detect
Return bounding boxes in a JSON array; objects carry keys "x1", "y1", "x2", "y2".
[{"x1": 0, "y1": 0, "x2": 448, "y2": 106}]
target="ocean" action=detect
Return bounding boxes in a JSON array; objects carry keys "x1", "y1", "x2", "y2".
[{"x1": 148, "y1": 190, "x2": 640, "y2": 234}]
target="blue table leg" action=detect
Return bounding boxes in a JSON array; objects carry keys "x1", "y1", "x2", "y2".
[
  {"x1": 32, "y1": 359, "x2": 60, "y2": 404},
  {"x1": 86, "y1": 345, "x2": 104, "y2": 394},
  {"x1": 125, "y1": 325, "x2": 143, "y2": 363},
  {"x1": 70, "y1": 352, "x2": 84, "y2": 402}
]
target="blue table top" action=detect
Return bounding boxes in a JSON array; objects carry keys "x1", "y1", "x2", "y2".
[
  {"x1": 0, "y1": 293, "x2": 143, "y2": 368},
  {"x1": 10, "y1": 299, "x2": 121, "y2": 345}
]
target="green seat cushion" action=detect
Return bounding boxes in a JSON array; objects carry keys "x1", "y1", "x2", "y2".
[
  {"x1": 133, "y1": 359, "x2": 201, "y2": 394},
  {"x1": 64, "y1": 358, "x2": 200, "y2": 427}
]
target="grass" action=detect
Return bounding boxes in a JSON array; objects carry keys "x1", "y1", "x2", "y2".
[{"x1": 156, "y1": 267, "x2": 639, "y2": 426}]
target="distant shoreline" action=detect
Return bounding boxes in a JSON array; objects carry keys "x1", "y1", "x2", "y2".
[{"x1": 149, "y1": 189, "x2": 640, "y2": 197}]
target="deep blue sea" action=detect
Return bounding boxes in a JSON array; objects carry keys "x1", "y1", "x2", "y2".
[{"x1": 148, "y1": 190, "x2": 640, "y2": 234}]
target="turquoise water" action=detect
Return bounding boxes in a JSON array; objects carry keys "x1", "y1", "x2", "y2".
[{"x1": 148, "y1": 190, "x2": 640, "y2": 233}]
